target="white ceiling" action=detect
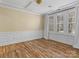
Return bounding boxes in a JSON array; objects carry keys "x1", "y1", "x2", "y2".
[{"x1": 0, "y1": 0, "x2": 78, "y2": 15}]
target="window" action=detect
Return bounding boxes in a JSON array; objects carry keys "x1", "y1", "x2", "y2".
[
  {"x1": 48, "y1": 8, "x2": 76, "y2": 35},
  {"x1": 49, "y1": 15, "x2": 54, "y2": 31},
  {"x1": 68, "y1": 9, "x2": 76, "y2": 34},
  {"x1": 56, "y1": 14, "x2": 64, "y2": 32}
]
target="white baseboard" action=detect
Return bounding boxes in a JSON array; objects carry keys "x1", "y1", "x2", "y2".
[{"x1": 0, "y1": 31, "x2": 43, "y2": 46}]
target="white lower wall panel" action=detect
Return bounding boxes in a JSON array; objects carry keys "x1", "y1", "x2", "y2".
[
  {"x1": 49, "y1": 32, "x2": 75, "y2": 45},
  {"x1": 73, "y1": 44, "x2": 79, "y2": 48},
  {"x1": 0, "y1": 31, "x2": 43, "y2": 46}
]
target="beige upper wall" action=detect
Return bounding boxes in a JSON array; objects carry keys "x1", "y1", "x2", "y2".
[{"x1": 0, "y1": 7, "x2": 44, "y2": 32}]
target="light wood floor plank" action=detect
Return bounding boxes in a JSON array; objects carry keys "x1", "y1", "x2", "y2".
[{"x1": 0, "y1": 39, "x2": 79, "y2": 58}]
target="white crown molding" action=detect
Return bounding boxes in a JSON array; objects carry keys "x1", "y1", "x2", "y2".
[
  {"x1": 45, "y1": 1, "x2": 78, "y2": 15},
  {"x1": 0, "y1": 3, "x2": 41, "y2": 15}
]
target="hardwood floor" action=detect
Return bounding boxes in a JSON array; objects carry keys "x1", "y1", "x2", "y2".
[{"x1": 0, "y1": 39, "x2": 79, "y2": 58}]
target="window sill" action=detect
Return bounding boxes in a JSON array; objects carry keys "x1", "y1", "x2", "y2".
[{"x1": 49, "y1": 31, "x2": 75, "y2": 36}]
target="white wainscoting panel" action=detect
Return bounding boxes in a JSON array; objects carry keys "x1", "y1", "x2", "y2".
[
  {"x1": 49, "y1": 32, "x2": 75, "y2": 45},
  {"x1": 0, "y1": 31, "x2": 43, "y2": 46}
]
